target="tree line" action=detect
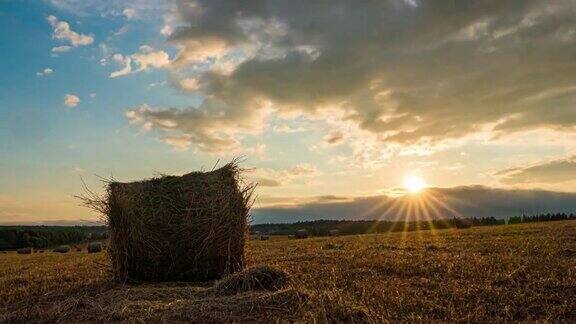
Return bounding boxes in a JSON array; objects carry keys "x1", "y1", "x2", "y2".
[
  {"x1": 251, "y1": 217, "x2": 506, "y2": 236},
  {"x1": 252, "y1": 213, "x2": 575, "y2": 236},
  {"x1": 0, "y1": 226, "x2": 108, "y2": 250},
  {"x1": 508, "y1": 212, "x2": 576, "y2": 224}
]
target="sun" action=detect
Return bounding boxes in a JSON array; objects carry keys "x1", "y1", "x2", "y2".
[{"x1": 403, "y1": 175, "x2": 426, "y2": 194}]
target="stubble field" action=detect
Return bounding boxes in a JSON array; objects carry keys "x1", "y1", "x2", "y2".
[{"x1": 1, "y1": 221, "x2": 575, "y2": 323}]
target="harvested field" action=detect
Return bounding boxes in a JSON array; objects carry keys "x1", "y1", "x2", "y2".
[{"x1": 1, "y1": 221, "x2": 575, "y2": 322}]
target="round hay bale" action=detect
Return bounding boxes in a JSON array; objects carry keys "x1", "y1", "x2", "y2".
[
  {"x1": 328, "y1": 229, "x2": 340, "y2": 236},
  {"x1": 87, "y1": 242, "x2": 103, "y2": 253},
  {"x1": 260, "y1": 235, "x2": 270, "y2": 241},
  {"x1": 87, "y1": 161, "x2": 253, "y2": 282},
  {"x1": 53, "y1": 245, "x2": 71, "y2": 253},
  {"x1": 17, "y1": 247, "x2": 32, "y2": 254},
  {"x1": 213, "y1": 265, "x2": 290, "y2": 295},
  {"x1": 295, "y1": 229, "x2": 309, "y2": 239}
]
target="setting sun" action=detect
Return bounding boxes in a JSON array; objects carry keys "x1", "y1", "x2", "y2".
[{"x1": 403, "y1": 176, "x2": 426, "y2": 194}]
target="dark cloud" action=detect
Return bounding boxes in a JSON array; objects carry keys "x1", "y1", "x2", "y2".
[
  {"x1": 496, "y1": 156, "x2": 576, "y2": 184},
  {"x1": 127, "y1": 0, "x2": 576, "y2": 152},
  {"x1": 255, "y1": 177, "x2": 282, "y2": 187},
  {"x1": 252, "y1": 186, "x2": 576, "y2": 224}
]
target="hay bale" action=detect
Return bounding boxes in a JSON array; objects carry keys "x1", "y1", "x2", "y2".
[
  {"x1": 260, "y1": 235, "x2": 270, "y2": 241},
  {"x1": 82, "y1": 161, "x2": 254, "y2": 282},
  {"x1": 53, "y1": 245, "x2": 71, "y2": 253},
  {"x1": 295, "y1": 229, "x2": 309, "y2": 239},
  {"x1": 213, "y1": 265, "x2": 290, "y2": 295},
  {"x1": 328, "y1": 229, "x2": 340, "y2": 236},
  {"x1": 87, "y1": 242, "x2": 103, "y2": 253},
  {"x1": 288, "y1": 235, "x2": 295, "y2": 239},
  {"x1": 17, "y1": 247, "x2": 32, "y2": 254}
]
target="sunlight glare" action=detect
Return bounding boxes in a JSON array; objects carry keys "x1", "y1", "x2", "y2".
[{"x1": 404, "y1": 175, "x2": 426, "y2": 194}]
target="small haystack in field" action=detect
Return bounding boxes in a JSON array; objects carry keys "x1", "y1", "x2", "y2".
[
  {"x1": 328, "y1": 229, "x2": 340, "y2": 236},
  {"x1": 53, "y1": 245, "x2": 71, "y2": 253},
  {"x1": 87, "y1": 242, "x2": 102, "y2": 253},
  {"x1": 214, "y1": 265, "x2": 290, "y2": 295},
  {"x1": 80, "y1": 161, "x2": 254, "y2": 282},
  {"x1": 17, "y1": 248, "x2": 32, "y2": 254},
  {"x1": 295, "y1": 229, "x2": 309, "y2": 239}
]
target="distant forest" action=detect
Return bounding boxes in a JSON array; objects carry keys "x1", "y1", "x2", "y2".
[
  {"x1": 1, "y1": 213, "x2": 574, "y2": 250},
  {"x1": 252, "y1": 213, "x2": 576, "y2": 236},
  {"x1": 0, "y1": 226, "x2": 108, "y2": 250}
]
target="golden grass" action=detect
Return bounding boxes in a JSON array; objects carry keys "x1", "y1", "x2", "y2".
[{"x1": 1, "y1": 221, "x2": 575, "y2": 322}]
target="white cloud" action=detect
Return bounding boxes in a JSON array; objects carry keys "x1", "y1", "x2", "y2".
[
  {"x1": 178, "y1": 78, "x2": 199, "y2": 91},
  {"x1": 109, "y1": 46, "x2": 170, "y2": 78},
  {"x1": 51, "y1": 45, "x2": 72, "y2": 53},
  {"x1": 132, "y1": 45, "x2": 170, "y2": 71},
  {"x1": 114, "y1": 25, "x2": 129, "y2": 36},
  {"x1": 64, "y1": 94, "x2": 80, "y2": 107},
  {"x1": 122, "y1": 8, "x2": 138, "y2": 20},
  {"x1": 47, "y1": 15, "x2": 94, "y2": 47},
  {"x1": 36, "y1": 68, "x2": 54, "y2": 77},
  {"x1": 109, "y1": 53, "x2": 132, "y2": 78}
]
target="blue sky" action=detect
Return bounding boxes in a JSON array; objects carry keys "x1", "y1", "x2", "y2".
[{"x1": 1, "y1": 0, "x2": 576, "y2": 224}]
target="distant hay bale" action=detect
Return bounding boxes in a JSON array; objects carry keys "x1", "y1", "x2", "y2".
[
  {"x1": 80, "y1": 161, "x2": 254, "y2": 282},
  {"x1": 87, "y1": 242, "x2": 103, "y2": 253},
  {"x1": 213, "y1": 265, "x2": 290, "y2": 295},
  {"x1": 328, "y1": 229, "x2": 340, "y2": 236},
  {"x1": 288, "y1": 235, "x2": 295, "y2": 239},
  {"x1": 53, "y1": 245, "x2": 71, "y2": 253},
  {"x1": 295, "y1": 229, "x2": 309, "y2": 239},
  {"x1": 260, "y1": 235, "x2": 270, "y2": 241},
  {"x1": 17, "y1": 248, "x2": 32, "y2": 254}
]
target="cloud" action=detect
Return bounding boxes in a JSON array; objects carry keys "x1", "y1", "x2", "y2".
[
  {"x1": 132, "y1": 0, "x2": 576, "y2": 154},
  {"x1": 51, "y1": 45, "x2": 72, "y2": 53},
  {"x1": 496, "y1": 156, "x2": 576, "y2": 184},
  {"x1": 36, "y1": 68, "x2": 54, "y2": 77},
  {"x1": 323, "y1": 131, "x2": 344, "y2": 145},
  {"x1": 64, "y1": 93, "x2": 80, "y2": 107},
  {"x1": 122, "y1": 7, "x2": 138, "y2": 20},
  {"x1": 252, "y1": 163, "x2": 320, "y2": 187},
  {"x1": 110, "y1": 46, "x2": 170, "y2": 78},
  {"x1": 47, "y1": 15, "x2": 94, "y2": 47},
  {"x1": 109, "y1": 53, "x2": 132, "y2": 78},
  {"x1": 252, "y1": 186, "x2": 576, "y2": 224}
]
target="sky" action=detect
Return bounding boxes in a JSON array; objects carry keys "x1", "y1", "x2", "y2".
[{"x1": 1, "y1": 0, "x2": 576, "y2": 225}]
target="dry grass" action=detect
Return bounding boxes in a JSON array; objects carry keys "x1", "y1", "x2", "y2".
[{"x1": 1, "y1": 221, "x2": 575, "y2": 322}]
